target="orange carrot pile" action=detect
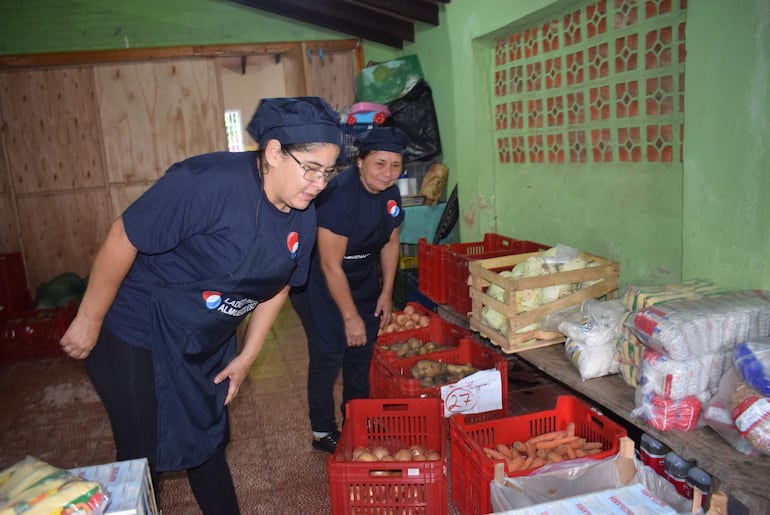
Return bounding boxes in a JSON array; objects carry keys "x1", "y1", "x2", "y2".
[{"x1": 481, "y1": 423, "x2": 606, "y2": 473}]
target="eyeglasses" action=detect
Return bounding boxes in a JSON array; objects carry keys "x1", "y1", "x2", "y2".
[{"x1": 284, "y1": 148, "x2": 340, "y2": 183}]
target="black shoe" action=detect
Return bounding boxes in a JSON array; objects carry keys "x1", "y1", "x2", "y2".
[{"x1": 312, "y1": 430, "x2": 340, "y2": 454}]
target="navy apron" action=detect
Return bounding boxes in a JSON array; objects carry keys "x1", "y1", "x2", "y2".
[
  {"x1": 309, "y1": 211, "x2": 393, "y2": 348},
  {"x1": 150, "y1": 191, "x2": 296, "y2": 471}
]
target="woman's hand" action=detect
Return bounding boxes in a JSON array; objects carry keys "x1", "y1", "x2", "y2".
[
  {"x1": 60, "y1": 313, "x2": 102, "y2": 359},
  {"x1": 344, "y1": 315, "x2": 367, "y2": 347},
  {"x1": 215, "y1": 354, "x2": 251, "y2": 406},
  {"x1": 374, "y1": 293, "x2": 393, "y2": 331}
]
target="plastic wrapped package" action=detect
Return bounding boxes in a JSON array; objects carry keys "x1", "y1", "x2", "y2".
[
  {"x1": 489, "y1": 454, "x2": 693, "y2": 514},
  {"x1": 733, "y1": 337, "x2": 770, "y2": 395},
  {"x1": 565, "y1": 338, "x2": 620, "y2": 380},
  {"x1": 632, "y1": 390, "x2": 702, "y2": 432},
  {"x1": 629, "y1": 290, "x2": 770, "y2": 360},
  {"x1": 637, "y1": 347, "x2": 731, "y2": 403},
  {"x1": 703, "y1": 367, "x2": 759, "y2": 455},
  {"x1": 727, "y1": 367, "x2": 770, "y2": 456},
  {"x1": 554, "y1": 300, "x2": 625, "y2": 380},
  {"x1": 0, "y1": 456, "x2": 109, "y2": 514},
  {"x1": 619, "y1": 279, "x2": 726, "y2": 313}
]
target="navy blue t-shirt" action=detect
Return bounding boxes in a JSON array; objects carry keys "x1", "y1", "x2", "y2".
[
  {"x1": 103, "y1": 151, "x2": 316, "y2": 347},
  {"x1": 308, "y1": 167, "x2": 403, "y2": 311}
]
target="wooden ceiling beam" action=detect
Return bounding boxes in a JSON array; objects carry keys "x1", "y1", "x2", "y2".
[
  {"x1": 347, "y1": 0, "x2": 440, "y2": 25},
  {"x1": 232, "y1": 0, "x2": 413, "y2": 48}
]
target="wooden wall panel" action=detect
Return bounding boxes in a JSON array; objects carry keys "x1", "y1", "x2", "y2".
[
  {"x1": 305, "y1": 49, "x2": 355, "y2": 111},
  {"x1": 0, "y1": 195, "x2": 19, "y2": 253},
  {"x1": 16, "y1": 190, "x2": 112, "y2": 288},
  {"x1": 95, "y1": 59, "x2": 226, "y2": 184},
  {"x1": 0, "y1": 68, "x2": 107, "y2": 194},
  {"x1": 109, "y1": 182, "x2": 153, "y2": 218}
]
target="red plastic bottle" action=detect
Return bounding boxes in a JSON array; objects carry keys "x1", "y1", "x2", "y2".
[{"x1": 639, "y1": 433, "x2": 670, "y2": 477}]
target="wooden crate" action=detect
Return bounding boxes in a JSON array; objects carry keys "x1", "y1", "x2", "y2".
[{"x1": 468, "y1": 251, "x2": 620, "y2": 353}]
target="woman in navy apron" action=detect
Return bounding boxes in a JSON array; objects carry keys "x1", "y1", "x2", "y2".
[
  {"x1": 291, "y1": 127, "x2": 409, "y2": 454},
  {"x1": 60, "y1": 97, "x2": 343, "y2": 514}
]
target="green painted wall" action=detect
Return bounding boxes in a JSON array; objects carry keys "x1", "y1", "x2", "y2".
[
  {"x1": 391, "y1": 0, "x2": 768, "y2": 290},
  {"x1": 1, "y1": 0, "x2": 767, "y2": 290},
  {"x1": 681, "y1": 0, "x2": 770, "y2": 290}
]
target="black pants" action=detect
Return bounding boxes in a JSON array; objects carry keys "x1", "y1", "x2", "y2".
[
  {"x1": 290, "y1": 289, "x2": 374, "y2": 433},
  {"x1": 86, "y1": 329, "x2": 240, "y2": 514}
]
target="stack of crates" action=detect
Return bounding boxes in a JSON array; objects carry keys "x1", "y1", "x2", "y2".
[
  {"x1": 417, "y1": 233, "x2": 548, "y2": 315},
  {"x1": 370, "y1": 303, "x2": 472, "y2": 397},
  {"x1": 370, "y1": 338, "x2": 509, "y2": 426}
]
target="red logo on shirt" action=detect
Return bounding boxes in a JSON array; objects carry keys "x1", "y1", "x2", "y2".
[
  {"x1": 287, "y1": 232, "x2": 299, "y2": 259},
  {"x1": 387, "y1": 199, "x2": 400, "y2": 217}
]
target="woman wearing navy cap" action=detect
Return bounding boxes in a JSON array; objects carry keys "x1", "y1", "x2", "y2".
[
  {"x1": 291, "y1": 126, "x2": 409, "y2": 453},
  {"x1": 60, "y1": 97, "x2": 342, "y2": 514}
]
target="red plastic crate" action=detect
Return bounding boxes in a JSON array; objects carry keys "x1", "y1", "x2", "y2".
[
  {"x1": 445, "y1": 237, "x2": 548, "y2": 316},
  {"x1": 370, "y1": 338, "x2": 508, "y2": 425},
  {"x1": 328, "y1": 398, "x2": 448, "y2": 515},
  {"x1": 449, "y1": 395, "x2": 628, "y2": 515},
  {"x1": 0, "y1": 253, "x2": 30, "y2": 320},
  {"x1": 370, "y1": 315, "x2": 471, "y2": 397},
  {"x1": 418, "y1": 234, "x2": 548, "y2": 308},
  {"x1": 0, "y1": 301, "x2": 77, "y2": 364}
]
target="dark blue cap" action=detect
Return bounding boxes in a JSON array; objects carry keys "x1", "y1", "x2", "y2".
[
  {"x1": 247, "y1": 96, "x2": 343, "y2": 148},
  {"x1": 356, "y1": 127, "x2": 409, "y2": 154}
]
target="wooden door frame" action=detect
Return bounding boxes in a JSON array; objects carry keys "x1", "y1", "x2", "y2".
[{"x1": 0, "y1": 40, "x2": 364, "y2": 74}]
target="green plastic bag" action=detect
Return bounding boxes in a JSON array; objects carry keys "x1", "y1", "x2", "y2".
[{"x1": 355, "y1": 55, "x2": 424, "y2": 104}]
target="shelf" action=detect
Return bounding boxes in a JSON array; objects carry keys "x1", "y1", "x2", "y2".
[{"x1": 435, "y1": 304, "x2": 770, "y2": 513}]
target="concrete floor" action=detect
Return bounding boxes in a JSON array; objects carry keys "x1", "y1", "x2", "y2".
[{"x1": 0, "y1": 302, "x2": 572, "y2": 514}]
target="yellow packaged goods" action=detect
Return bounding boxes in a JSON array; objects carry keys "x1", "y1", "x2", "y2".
[
  {"x1": 469, "y1": 245, "x2": 619, "y2": 353},
  {"x1": 0, "y1": 456, "x2": 107, "y2": 514}
]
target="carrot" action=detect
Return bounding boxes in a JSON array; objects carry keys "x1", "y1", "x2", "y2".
[
  {"x1": 568, "y1": 437, "x2": 586, "y2": 449},
  {"x1": 512, "y1": 441, "x2": 528, "y2": 454},
  {"x1": 507, "y1": 455, "x2": 525, "y2": 473},
  {"x1": 566, "y1": 422, "x2": 575, "y2": 438},
  {"x1": 530, "y1": 456, "x2": 545, "y2": 469},
  {"x1": 584, "y1": 447, "x2": 603, "y2": 455},
  {"x1": 524, "y1": 430, "x2": 567, "y2": 446},
  {"x1": 496, "y1": 444, "x2": 513, "y2": 460},
  {"x1": 522, "y1": 454, "x2": 535, "y2": 469},
  {"x1": 545, "y1": 452, "x2": 564, "y2": 463},
  {"x1": 535, "y1": 436, "x2": 581, "y2": 451},
  {"x1": 566, "y1": 445, "x2": 576, "y2": 460},
  {"x1": 583, "y1": 441, "x2": 603, "y2": 450},
  {"x1": 574, "y1": 448, "x2": 586, "y2": 458},
  {"x1": 483, "y1": 447, "x2": 508, "y2": 461}
]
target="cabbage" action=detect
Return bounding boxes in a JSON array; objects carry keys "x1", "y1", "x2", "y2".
[
  {"x1": 511, "y1": 256, "x2": 548, "y2": 313},
  {"x1": 481, "y1": 306, "x2": 508, "y2": 335}
]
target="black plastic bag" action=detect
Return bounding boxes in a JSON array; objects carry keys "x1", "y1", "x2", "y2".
[{"x1": 385, "y1": 80, "x2": 442, "y2": 163}]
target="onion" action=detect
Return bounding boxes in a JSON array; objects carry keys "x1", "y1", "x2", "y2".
[
  {"x1": 403, "y1": 305, "x2": 415, "y2": 315},
  {"x1": 352, "y1": 447, "x2": 369, "y2": 460},
  {"x1": 394, "y1": 448, "x2": 413, "y2": 461},
  {"x1": 418, "y1": 315, "x2": 431, "y2": 327},
  {"x1": 371, "y1": 446, "x2": 389, "y2": 460},
  {"x1": 409, "y1": 444, "x2": 426, "y2": 457},
  {"x1": 355, "y1": 451, "x2": 379, "y2": 462},
  {"x1": 425, "y1": 450, "x2": 441, "y2": 460}
]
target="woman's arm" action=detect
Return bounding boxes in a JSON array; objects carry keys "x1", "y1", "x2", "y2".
[
  {"x1": 375, "y1": 227, "x2": 400, "y2": 329},
  {"x1": 60, "y1": 217, "x2": 138, "y2": 359},
  {"x1": 317, "y1": 227, "x2": 368, "y2": 347},
  {"x1": 215, "y1": 285, "x2": 289, "y2": 405}
]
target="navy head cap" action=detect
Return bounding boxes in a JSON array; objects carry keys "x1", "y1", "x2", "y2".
[
  {"x1": 356, "y1": 127, "x2": 410, "y2": 154},
  {"x1": 247, "y1": 96, "x2": 343, "y2": 148}
]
